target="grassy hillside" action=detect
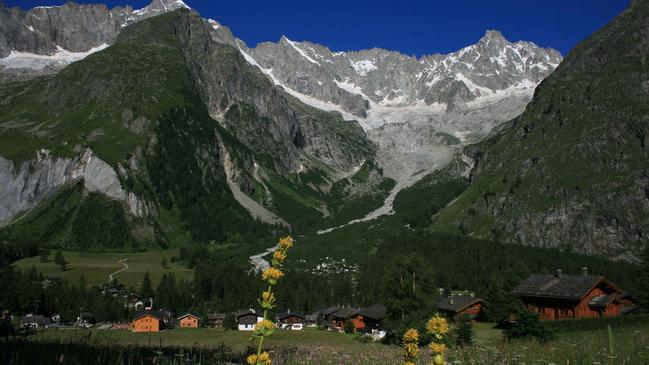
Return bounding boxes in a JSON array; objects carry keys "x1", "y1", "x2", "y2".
[{"x1": 12, "y1": 249, "x2": 191, "y2": 287}]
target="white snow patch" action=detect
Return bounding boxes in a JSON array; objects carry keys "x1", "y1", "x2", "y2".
[
  {"x1": 284, "y1": 38, "x2": 321, "y2": 66},
  {"x1": 0, "y1": 44, "x2": 109, "y2": 70},
  {"x1": 208, "y1": 19, "x2": 221, "y2": 30},
  {"x1": 351, "y1": 59, "x2": 377, "y2": 76},
  {"x1": 454, "y1": 73, "x2": 493, "y2": 96}
]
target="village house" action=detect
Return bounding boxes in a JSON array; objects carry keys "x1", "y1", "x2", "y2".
[
  {"x1": 235, "y1": 309, "x2": 263, "y2": 331},
  {"x1": 20, "y1": 314, "x2": 50, "y2": 329},
  {"x1": 177, "y1": 313, "x2": 201, "y2": 328},
  {"x1": 132, "y1": 310, "x2": 168, "y2": 332},
  {"x1": 437, "y1": 294, "x2": 485, "y2": 321},
  {"x1": 277, "y1": 311, "x2": 305, "y2": 330},
  {"x1": 354, "y1": 304, "x2": 387, "y2": 332},
  {"x1": 328, "y1": 307, "x2": 359, "y2": 332},
  {"x1": 305, "y1": 313, "x2": 318, "y2": 328},
  {"x1": 207, "y1": 313, "x2": 225, "y2": 328},
  {"x1": 512, "y1": 268, "x2": 637, "y2": 320}
]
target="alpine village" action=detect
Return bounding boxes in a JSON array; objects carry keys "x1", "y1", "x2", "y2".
[{"x1": 1, "y1": 0, "x2": 649, "y2": 364}]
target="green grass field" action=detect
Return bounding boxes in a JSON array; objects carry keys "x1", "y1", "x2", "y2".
[
  {"x1": 12, "y1": 249, "x2": 192, "y2": 288},
  {"x1": 24, "y1": 322, "x2": 649, "y2": 364}
]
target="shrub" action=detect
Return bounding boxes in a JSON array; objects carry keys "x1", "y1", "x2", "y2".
[
  {"x1": 454, "y1": 314, "x2": 474, "y2": 347},
  {"x1": 505, "y1": 310, "x2": 553, "y2": 342},
  {"x1": 344, "y1": 319, "x2": 356, "y2": 334}
]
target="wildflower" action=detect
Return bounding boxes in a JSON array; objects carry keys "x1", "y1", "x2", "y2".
[
  {"x1": 255, "y1": 319, "x2": 274, "y2": 331},
  {"x1": 272, "y1": 250, "x2": 287, "y2": 263},
  {"x1": 261, "y1": 267, "x2": 284, "y2": 284},
  {"x1": 429, "y1": 342, "x2": 446, "y2": 354},
  {"x1": 426, "y1": 315, "x2": 449, "y2": 338},
  {"x1": 259, "y1": 290, "x2": 276, "y2": 309},
  {"x1": 278, "y1": 236, "x2": 294, "y2": 249},
  {"x1": 403, "y1": 328, "x2": 420, "y2": 343},
  {"x1": 402, "y1": 328, "x2": 420, "y2": 364},
  {"x1": 246, "y1": 351, "x2": 272, "y2": 365}
]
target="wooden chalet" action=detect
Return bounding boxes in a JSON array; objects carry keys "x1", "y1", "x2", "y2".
[
  {"x1": 437, "y1": 295, "x2": 485, "y2": 321},
  {"x1": 177, "y1": 313, "x2": 201, "y2": 328},
  {"x1": 235, "y1": 309, "x2": 262, "y2": 331},
  {"x1": 352, "y1": 304, "x2": 387, "y2": 332},
  {"x1": 328, "y1": 307, "x2": 359, "y2": 331},
  {"x1": 132, "y1": 310, "x2": 168, "y2": 332},
  {"x1": 277, "y1": 311, "x2": 305, "y2": 330},
  {"x1": 207, "y1": 313, "x2": 225, "y2": 328},
  {"x1": 512, "y1": 269, "x2": 637, "y2": 320}
]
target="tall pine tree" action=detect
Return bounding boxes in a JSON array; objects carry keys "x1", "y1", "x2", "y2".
[{"x1": 636, "y1": 242, "x2": 649, "y2": 312}]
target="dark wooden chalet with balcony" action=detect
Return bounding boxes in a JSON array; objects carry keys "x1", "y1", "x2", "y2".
[
  {"x1": 512, "y1": 269, "x2": 637, "y2": 320},
  {"x1": 352, "y1": 304, "x2": 387, "y2": 332},
  {"x1": 437, "y1": 295, "x2": 485, "y2": 321}
]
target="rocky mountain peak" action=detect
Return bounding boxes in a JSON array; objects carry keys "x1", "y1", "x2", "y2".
[
  {"x1": 481, "y1": 30, "x2": 507, "y2": 42},
  {"x1": 139, "y1": 0, "x2": 190, "y2": 14}
]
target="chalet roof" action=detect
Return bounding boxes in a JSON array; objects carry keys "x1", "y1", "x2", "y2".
[
  {"x1": 21, "y1": 315, "x2": 50, "y2": 325},
  {"x1": 320, "y1": 306, "x2": 340, "y2": 317},
  {"x1": 305, "y1": 314, "x2": 318, "y2": 321},
  {"x1": 133, "y1": 310, "x2": 168, "y2": 321},
  {"x1": 358, "y1": 304, "x2": 387, "y2": 320},
  {"x1": 177, "y1": 313, "x2": 201, "y2": 320},
  {"x1": 278, "y1": 311, "x2": 305, "y2": 321},
  {"x1": 512, "y1": 274, "x2": 609, "y2": 300},
  {"x1": 235, "y1": 309, "x2": 259, "y2": 319},
  {"x1": 331, "y1": 307, "x2": 359, "y2": 319},
  {"x1": 437, "y1": 295, "x2": 483, "y2": 313},
  {"x1": 207, "y1": 313, "x2": 225, "y2": 320}
]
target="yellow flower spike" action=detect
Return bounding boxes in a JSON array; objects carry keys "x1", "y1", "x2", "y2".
[
  {"x1": 278, "y1": 236, "x2": 294, "y2": 250},
  {"x1": 272, "y1": 250, "x2": 287, "y2": 263},
  {"x1": 261, "y1": 267, "x2": 284, "y2": 284},
  {"x1": 426, "y1": 315, "x2": 449, "y2": 336},
  {"x1": 246, "y1": 352, "x2": 272, "y2": 365},
  {"x1": 254, "y1": 319, "x2": 274, "y2": 332},
  {"x1": 429, "y1": 342, "x2": 447, "y2": 354}
]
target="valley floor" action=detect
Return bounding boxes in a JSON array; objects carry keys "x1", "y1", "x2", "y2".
[{"x1": 14, "y1": 322, "x2": 649, "y2": 364}]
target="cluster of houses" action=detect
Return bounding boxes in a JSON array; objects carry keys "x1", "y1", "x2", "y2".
[
  {"x1": 131, "y1": 304, "x2": 388, "y2": 335},
  {"x1": 12, "y1": 268, "x2": 639, "y2": 333}
]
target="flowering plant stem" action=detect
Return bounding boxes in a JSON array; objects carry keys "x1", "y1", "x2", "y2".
[{"x1": 255, "y1": 284, "x2": 272, "y2": 362}]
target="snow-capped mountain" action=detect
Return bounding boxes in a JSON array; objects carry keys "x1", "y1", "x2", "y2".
[
  {"x1": 0, "y1": 0, "x2": 563, "y2": 227},
  {"x1": 239, "y1": 30, "x2": 562, "y2": 128}
]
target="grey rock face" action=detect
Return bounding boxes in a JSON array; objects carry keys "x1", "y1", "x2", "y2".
[
  {"x1": 129, "y1": 10, "x2": 373, "y2": 174},
  {"x1": 0, "y1": 149, "x2": 149, "y2": 225},
  {"x1": 0, "y1": 0, "x2": 191, "y2": 59},
  {"x1": 243, "y1": 31, "x2": 562, "y2": 118}
]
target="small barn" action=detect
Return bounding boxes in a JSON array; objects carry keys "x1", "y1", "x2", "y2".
[
  {"x1": 512, "y1": 269, "x2": 637, "y2": 320},
  {"x1": 305, "y1": 313, "x2": 319, "y2": 327},
  {"x1": 278, "y1": 311, "x2": 305, "y2": 330},
  {"x1": 177, "y1": 313, "x2": 201, "y2": 328},
  {"x1": 437, "y1": 295, "x2": 485, "y2": 321},
  {"x1": 207, "y1": 313, "x2": 225, "y2": 328},
  {"x1": 132, "y1": 310, "x2": 167, "y2": 332}
]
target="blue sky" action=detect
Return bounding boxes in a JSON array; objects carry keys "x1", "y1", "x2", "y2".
[{"x1": 4, "y1": 0, "x2": 629, "y2": 56}]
